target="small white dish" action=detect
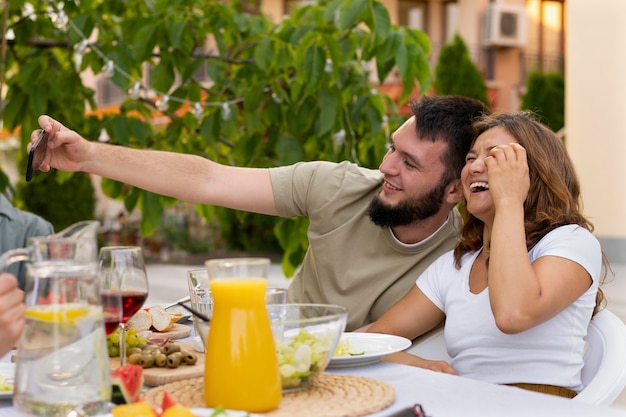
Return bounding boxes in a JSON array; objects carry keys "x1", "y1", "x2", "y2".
[
  {"x1": 0, "y1": 362, "x2": 15, "y2": 400},
  {"x1": 328, "y1": 333, "x2": 411, "y2": 368}
]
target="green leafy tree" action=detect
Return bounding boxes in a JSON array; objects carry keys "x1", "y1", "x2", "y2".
[
  {"x1": 520, "y1": 72, "x2": 565, "y2": 133},
  {"x1": 434, "y1": 34, "x2": 488, "y2": 105},
  {"x1": 17, "y1": 171, "x2": 96, "y2": 232},
  {"x1": 0, "y1": 0, "x2": 432, "y2": 276}
]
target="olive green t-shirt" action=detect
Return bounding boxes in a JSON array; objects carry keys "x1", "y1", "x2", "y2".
[{"x1": 269, "y1": 161, "x2": 461, "y2": 331}]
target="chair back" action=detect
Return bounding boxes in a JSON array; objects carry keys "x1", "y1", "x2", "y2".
[
  {"x1": 407, "y1": 309, "x2": 626, "y2": 406},
  {"x1": 407, "y1": 326, "x2": 450, "y2": 361},
  {"x1": 574, "y1": 309, "x2": 626, "y2": 406}
]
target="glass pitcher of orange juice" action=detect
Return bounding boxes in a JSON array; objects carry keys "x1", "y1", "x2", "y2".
[{"x1": 203, "y1": 257, "x2": 281, "y2": 412}]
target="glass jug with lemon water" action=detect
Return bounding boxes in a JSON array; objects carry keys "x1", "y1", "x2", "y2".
[{"x1": 0, "y1": 221, "x2": 110, "y2": 416}]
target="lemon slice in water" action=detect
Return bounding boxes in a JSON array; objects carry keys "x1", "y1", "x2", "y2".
[{"x1": 26, "y1": 304, "x2": 92, "y2": 325}]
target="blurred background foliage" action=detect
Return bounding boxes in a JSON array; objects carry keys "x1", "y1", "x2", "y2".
[
  {"x1": 0, "y1": 0, "x2": 432, "y2": 275},
  {"x1": 520, "y1": 71, "x2": 565, "y2": 133},
  {"x1": 17, "y1": 171, "x2": 96, "y2": 232},
  {"x1": 434, "y1": 33, "x2": 488, "y2": 106}
]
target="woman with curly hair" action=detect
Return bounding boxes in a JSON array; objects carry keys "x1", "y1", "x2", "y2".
[{"x1": 366, "y1": 112, "x2": 607, "y2": 398}]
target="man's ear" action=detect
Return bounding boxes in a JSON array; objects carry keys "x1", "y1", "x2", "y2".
[{"x1": 445, "y1": 179, "x2": 463, "y2": 205}]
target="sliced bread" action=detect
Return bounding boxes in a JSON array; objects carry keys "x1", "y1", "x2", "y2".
[
  {"x1": 127, "y1": 309, "x2": 152, "y2": 332},
  {"x1": 149, "y1": 305, "x2": 177, "y2": 332}
]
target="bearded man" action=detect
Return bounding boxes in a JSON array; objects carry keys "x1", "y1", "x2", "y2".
[{"x1": 30, "y1": 95, "x2": 489, "y2": 330}]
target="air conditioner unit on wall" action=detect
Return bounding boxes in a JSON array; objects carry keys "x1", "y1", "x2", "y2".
[{"x1": 483, "y1": 3, "x2": 528, "y2": 48}]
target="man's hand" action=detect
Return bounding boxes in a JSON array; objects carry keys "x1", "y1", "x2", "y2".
[{"x1": 29, "y1": 115, "x2": 95, "y2": 174}]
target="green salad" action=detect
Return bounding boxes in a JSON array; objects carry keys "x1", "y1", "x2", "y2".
[{"x1": 275, "y1": 329, "x2": 334, "y2": 389}]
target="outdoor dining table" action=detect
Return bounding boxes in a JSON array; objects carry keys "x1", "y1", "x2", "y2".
[
  {"x1": 2, "y1": 345, "x2": 626, "y2": 417},
  {"x1": 330, "y1": 361, "x2": 626, "y2": 417}
]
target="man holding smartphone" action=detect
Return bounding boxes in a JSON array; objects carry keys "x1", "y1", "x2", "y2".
[{"x1": 28, "y1": 95, "x2": 489, "y2": 330}]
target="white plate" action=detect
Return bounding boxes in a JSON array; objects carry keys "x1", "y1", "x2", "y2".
[
  {"x1": 0, "y1": 363, "x2": 15, "y2": 400},
  {"x1": 103, "y1": 408, "x2": 261, "y2": 416},
  {"x1": 328, "y1": 333, "x2": 411, "y2": 368},
  {"x1": 190, "y1": 409, "x2": 262, "y2": 416}
]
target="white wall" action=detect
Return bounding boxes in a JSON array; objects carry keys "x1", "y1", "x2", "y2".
[{"x1": 567, "y1": 0, "x2": 626, "y2": 263}]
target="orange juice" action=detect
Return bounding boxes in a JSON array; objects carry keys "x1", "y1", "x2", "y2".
[{"x1": 204, "y1": 278, "x2": 281, "y2": 412}]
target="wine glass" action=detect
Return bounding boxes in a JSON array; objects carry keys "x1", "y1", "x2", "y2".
[
  {"x1": 100, "y1": 274, "x2": 122, "y2": 337},
  {"x1": 98, "y1": 246, "x2": 149, "y2": 366}
]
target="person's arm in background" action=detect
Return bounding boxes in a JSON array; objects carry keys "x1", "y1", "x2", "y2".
[
  {"x1": 0, "y1": 273, "x2": 25, "y2": 357},
  {"x1": 31, "y1": 116, "x2": 278, "y2": 216}
]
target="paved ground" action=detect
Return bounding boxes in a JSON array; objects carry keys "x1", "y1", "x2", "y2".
[{"x1": 144, "y1": 261, "x2": 626, "y2": 410}]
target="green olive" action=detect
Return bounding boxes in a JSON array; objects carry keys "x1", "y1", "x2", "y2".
[
  {"x1": 127, "y1": 347, "x2": 142, "y2": 356},
  {"x1": 164, "y1": 343, "x2": 181, "y2": 355},
  {"x1": 128, "y1": 353, "x2": 143, "y2": 365},
  {"x1": 154, "y1": 353, "x2": 167, "y2": 367},
  {"x1": 140, "y1": 354, "x2": 155, "y2": 368},
  {"x1": 167, "y1": 354, "x2": 181, "y2": 368},
  {"x1": 181, "y1": 350, "x2": 198, "y2": 365}
]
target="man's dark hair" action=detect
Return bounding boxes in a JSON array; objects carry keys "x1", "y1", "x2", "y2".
[{"x1": 409, "y1": 95, "x2": 490, "y2": 185}]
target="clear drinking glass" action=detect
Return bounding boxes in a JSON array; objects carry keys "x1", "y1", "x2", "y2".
[
  {"x1": 187, "y1": 268, "x2": 213, "y2": 346},
  {"x1": 265, "y1": 287, "x2": 288, "y2": 305},
  {"x1": 188, "y1": 267, "x2": 288, "y2": 350},
  {"x1": 98, "y1": 246, "x2": 149, "y2": 365}
]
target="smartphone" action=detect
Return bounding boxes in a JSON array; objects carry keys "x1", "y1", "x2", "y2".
[{"x1": 25, "y1": 129, "x2": 47, "y2": 182}]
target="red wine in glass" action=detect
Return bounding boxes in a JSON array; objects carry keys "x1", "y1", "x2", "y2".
[
  {"x1": 121, "y1": 291, "x2": 148, "y2": 323},
  {"x1": 103, "y1": 315, "x2": 120, "y2": 335},
  {"x1": 101, "y1": 290, "x2": 122, "y2": 336}
]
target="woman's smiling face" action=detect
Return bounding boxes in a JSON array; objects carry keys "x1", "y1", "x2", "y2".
[{"x1": 461, "y1": 127, "x2": 519, "y2": 222}]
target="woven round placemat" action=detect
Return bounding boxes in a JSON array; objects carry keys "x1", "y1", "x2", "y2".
[{"x1": 142, "y1": 373, "x2": 395, "y2": 417}]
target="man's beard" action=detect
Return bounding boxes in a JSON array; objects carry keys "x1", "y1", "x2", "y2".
[{"x1": 367, "y1": 180, "x2": 448, "y2": 228}]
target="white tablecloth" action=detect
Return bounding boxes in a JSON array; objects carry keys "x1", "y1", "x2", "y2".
[
  {"x1": 330, "y1": 361, "x2": 626, "y2": 417},
  {"x1": 2, "y1": 353, "x2": 626, "y2": 417}
]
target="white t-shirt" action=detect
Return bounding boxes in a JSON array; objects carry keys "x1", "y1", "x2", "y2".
[{"x1": 417, "y1": 224, "x2": 602, "y2": 391}]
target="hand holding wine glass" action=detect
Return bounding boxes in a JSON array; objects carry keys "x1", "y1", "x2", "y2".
[{"x1": 98, "y1": 246, "x2": 149, "y2": 365}]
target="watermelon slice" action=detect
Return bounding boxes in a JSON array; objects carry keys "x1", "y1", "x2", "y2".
[
  {"x1": 160, "y1": 391, "x2": 178, "y2": 412},
  {"x1": 111, "y1": 364, "x2": 144, "y2": 404}
]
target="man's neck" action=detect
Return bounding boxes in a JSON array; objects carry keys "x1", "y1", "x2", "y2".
[{"x1": 391, "y1": 210, "x2": 452, "y2": 245}]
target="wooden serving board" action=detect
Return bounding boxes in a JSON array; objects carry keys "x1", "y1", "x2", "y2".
[
  {"x1": 109, "y1": 342, "x2": 205, "y2": 386},
  {"x1": 147, "y1": 323, "x2": 191, "y2": 340}
]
